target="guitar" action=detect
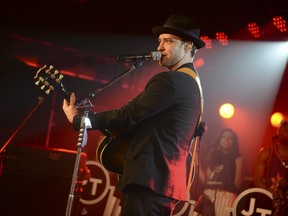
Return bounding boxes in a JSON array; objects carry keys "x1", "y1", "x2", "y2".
[
  {"x1": 96, "y1": 131, "x2": 129, "y2": 175},
  {"x1": 34, "y1": 65, "x2": 127, "y2": 175}
]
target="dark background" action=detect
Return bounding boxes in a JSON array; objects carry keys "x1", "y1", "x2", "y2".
[{"x1": 1, "y1": 0, "x2": 287, "y2": 36}]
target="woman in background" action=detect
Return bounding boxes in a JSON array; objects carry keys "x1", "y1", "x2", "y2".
[{"x1": 194, "y1": 128, "x2": 244, "y2": 216}]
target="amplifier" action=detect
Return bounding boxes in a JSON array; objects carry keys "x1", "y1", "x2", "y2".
[
  {"x1": 0, "y1": 144, "x2": 87, "y2": 216},
  {"x1": 2, "y1": 144, "x2": 87, "y2": 180}
]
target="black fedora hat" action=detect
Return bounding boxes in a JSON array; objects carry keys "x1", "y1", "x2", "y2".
[{"x1": 152, "y1": 15, "x2": 205, "y2": 49}]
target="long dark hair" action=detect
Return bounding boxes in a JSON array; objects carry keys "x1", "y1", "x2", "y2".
[{"x1": 207, "y1": 128, "x2": 240, "y2": 170}]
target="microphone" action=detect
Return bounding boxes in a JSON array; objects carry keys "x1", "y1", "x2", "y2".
[{"x1": 116, "y1": 51, "x2": 161, "y2": 61}]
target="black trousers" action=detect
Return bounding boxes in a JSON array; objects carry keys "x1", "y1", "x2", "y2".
[{"x1": 121, "y1": 184, "x2": 177, "y2": 216}]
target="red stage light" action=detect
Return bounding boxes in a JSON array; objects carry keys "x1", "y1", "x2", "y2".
[
  {"x1": 248, "y1": 22, "x2": 260, "y2": 38},
  {"x1": 200, "y1": 35, "x2": 212, "y2": 49},
  {"x1": 273, "y1": 16, "x2": 287, "y2": 32},
  {"x1": 215, "y1": 32, "x2": 228, "y2": 46}
]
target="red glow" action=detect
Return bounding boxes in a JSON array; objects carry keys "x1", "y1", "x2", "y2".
[
  {"x1": 23, "y1": 61, "x2": 39, "y2": 68},
  {"x1": 194, "y1": 58, "x2": 204, "y2": 68}
]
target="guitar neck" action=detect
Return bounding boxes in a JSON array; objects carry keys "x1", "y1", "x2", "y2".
[{"x1": 56, "y1": 83, "x2": 71, "y2": 102}]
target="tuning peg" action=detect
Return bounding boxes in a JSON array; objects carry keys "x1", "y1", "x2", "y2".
[
  {"x1": 45, "y1": 65, "x2": 53, "y2": 75},
  {"x1": 45, "y1": 89, "x2": 51, "y2": 94},
  {"x1": 54, "y1": 70, "x2": 59, "y2": 74},
  {"x1": 59, "y1": 74, "x2": 64, "y2": 79},
  {"x1": 40, "y1": 85, "x2": 46, "y2": 90},
  {"x1": 34, "y1": 76, "x2": 44, "y2": 85}
]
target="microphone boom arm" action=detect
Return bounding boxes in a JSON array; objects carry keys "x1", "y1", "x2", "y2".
[{"x1": 75, "y1": 61, "x2": 144, "y2": 108}]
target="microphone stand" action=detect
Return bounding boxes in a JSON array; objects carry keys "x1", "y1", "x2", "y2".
[
  {"x1": 65, "y1": 60, "x2": 144, "y2": 216},
  {"x1": 65, "y1": 108, "x2": 92, "y2": 216},
  {"x1": 0, "y1": 96, "x2": 45, "y2": 176}
]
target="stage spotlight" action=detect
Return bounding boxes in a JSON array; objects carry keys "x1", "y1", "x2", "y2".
[
  {"x1": 270, "y1": 112, "x2": 285, "y2": 127},
  {"x1": 219, "y1": 103, "x2": 234, "y2": 119}
]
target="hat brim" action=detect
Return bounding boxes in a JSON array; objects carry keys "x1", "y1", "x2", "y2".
[{"x1": 152, "y1": 26, "x2": 205, "y2": 49}]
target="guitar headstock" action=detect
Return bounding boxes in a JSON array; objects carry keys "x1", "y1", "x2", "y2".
[{"x1": 34, "y1": 65, "x2": 71, "y2": 101}]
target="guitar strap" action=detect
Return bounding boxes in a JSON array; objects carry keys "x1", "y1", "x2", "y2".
[{"x1": 177, "y1": 67, "x2": 204, "y2": 192}]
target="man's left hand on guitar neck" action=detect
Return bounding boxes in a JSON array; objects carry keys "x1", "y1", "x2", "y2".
[{"x1": 62, "y1": 92, "x2": 79, "y2": 123}]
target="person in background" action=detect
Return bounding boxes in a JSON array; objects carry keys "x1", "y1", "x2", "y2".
[
  {"x1": 194, "y1": 128, "x2": 244, "y2": 216},
  {"x1": 62, "y1": 14, "x2": 206, "y2": 216},
  {"x1": 254, "y1": 120, "x2": 288, "y2": 215},
  {"x1": 273, "y1": 171, "x2": 288, "y2": 216}
]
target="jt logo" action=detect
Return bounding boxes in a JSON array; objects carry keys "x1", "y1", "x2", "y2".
[
  {"x1": 232, "y1": 188, "x2": 273, "y2": 216},
  {"x1": 241, "y1": 197, "x2": 272, "y2": 216}
]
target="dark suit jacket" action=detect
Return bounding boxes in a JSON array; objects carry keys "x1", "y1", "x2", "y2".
[{"x1": 73, "y1": 62, "x2": 202, "y2": 201}]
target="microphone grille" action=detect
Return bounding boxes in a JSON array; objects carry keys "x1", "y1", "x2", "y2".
[{"x1": 151, "y1": 51, "x2": 162, "y2": 60}]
